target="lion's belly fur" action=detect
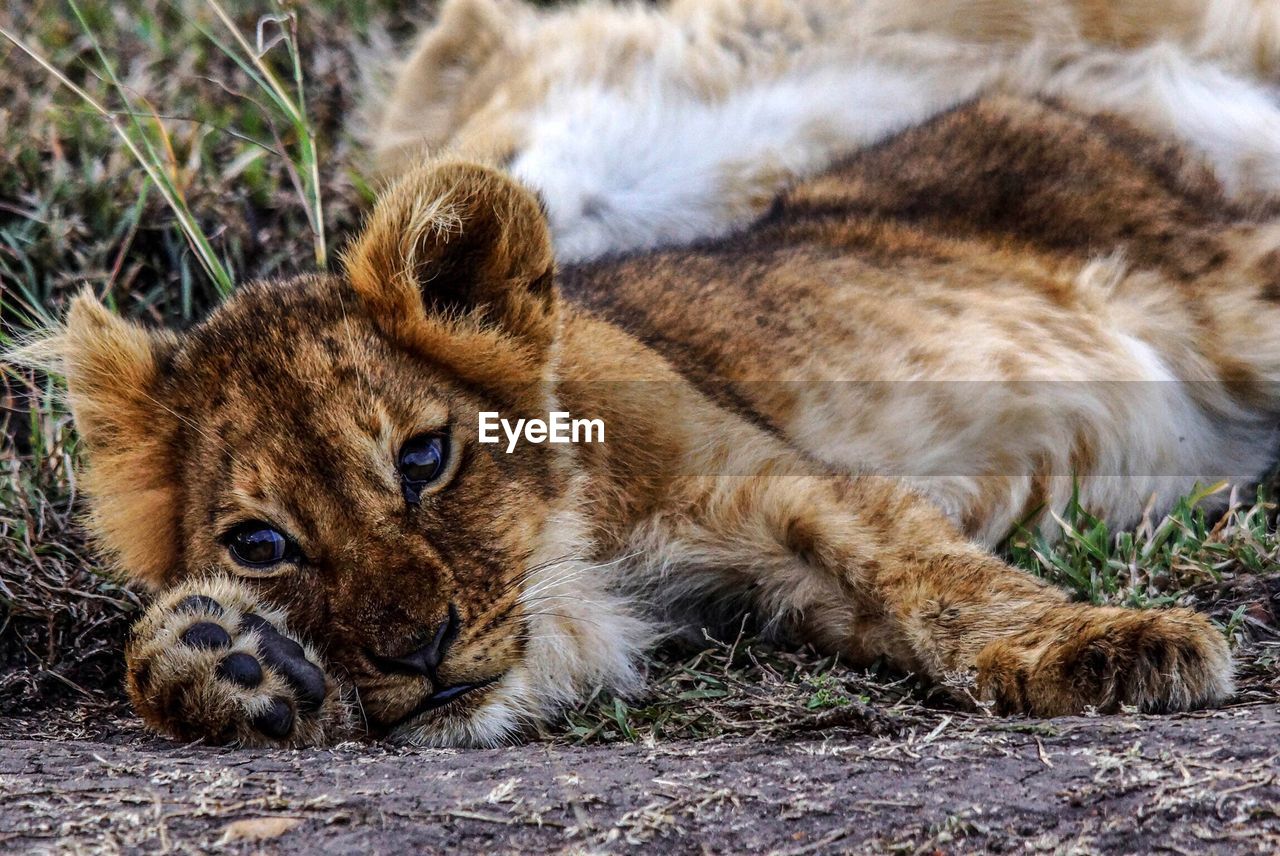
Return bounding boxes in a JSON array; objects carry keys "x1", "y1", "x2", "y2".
[{"x1": 377, "y1": 0, "x2": 1280, "y2": 263}]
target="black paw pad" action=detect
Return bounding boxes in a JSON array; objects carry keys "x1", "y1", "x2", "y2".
[
  {"x1": 181, "y1": 621, "x2": 231, "y2": 650},
  {"x1": 216, "y1": 652, "x2": 263, "y2": 689},
  {"x1": 251, "y1": 697, "x2": 294, "y2": 739},
  {"x1": 240, "y1": 613, "x2": 277, "y2": 635},
  {"x1": 259, "y1": 635, "x2": 327, "y2": 713},
  {"x1": 176, "y1": 595, "x2": 224, "y2": 616},
  {"x1": 260, "y1": 631, "x2": 306, "y2": 662}
]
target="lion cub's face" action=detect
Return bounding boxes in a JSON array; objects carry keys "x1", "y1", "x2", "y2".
[{"x1": 50, "y1": 163, "x2": 618, "y2": 744}]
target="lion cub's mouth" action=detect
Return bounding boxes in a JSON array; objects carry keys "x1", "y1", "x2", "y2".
[{"x1": 388, "y1": 675, "x2": 502, "y2": 728}]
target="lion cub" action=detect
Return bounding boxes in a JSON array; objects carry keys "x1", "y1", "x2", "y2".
[
  {"x1": 25, "y1": 98, "x2": 1280, "y2": 747},
  {"x1": 375, "y1": 0, "x2": 1280, "y2": 262}
]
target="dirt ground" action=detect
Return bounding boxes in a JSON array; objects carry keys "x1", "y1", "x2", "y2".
[{"x1": 3, "y1": 704, "x2": 1277, "y2": 855}]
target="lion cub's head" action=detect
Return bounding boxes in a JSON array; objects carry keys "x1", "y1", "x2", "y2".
[{"x1": 35, "y1": 162, "x2": 644, "y2": 745}]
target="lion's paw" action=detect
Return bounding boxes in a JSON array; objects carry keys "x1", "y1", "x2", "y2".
[
  {"x1": 975, "y1": 605, "x2": 1233, "y2": 717},
  {"x1": 126, "y1": 577, "x2": 350, "y2": 746}
]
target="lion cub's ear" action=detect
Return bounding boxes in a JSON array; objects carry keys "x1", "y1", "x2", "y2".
[
  {"x1": 344, "y1": 160, "x2": 558, "y2": 386},
  {"x1": 10, "y1": 292, "x2": 181, "y2": 589}
]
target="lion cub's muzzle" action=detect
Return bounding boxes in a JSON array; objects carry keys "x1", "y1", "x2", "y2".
[{"x1": 359, "y1": 604, "x2": 502, "y2": 728}]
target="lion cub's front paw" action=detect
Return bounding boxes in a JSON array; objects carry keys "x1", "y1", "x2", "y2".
[
  {"x1": 126, "y1": 577, "x2": 350, "y2": 747},
  {"x1": 975, "y1": 606, "x2": 1233, "y2": 717}
]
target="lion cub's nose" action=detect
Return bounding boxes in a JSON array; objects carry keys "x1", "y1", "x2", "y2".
[{"x1": 370, "y1": 604, "x2": 461, "y2": 683}]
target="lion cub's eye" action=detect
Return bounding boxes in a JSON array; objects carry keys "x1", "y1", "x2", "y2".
[
  {"x1": 225, "y1": 522, "x2": 296, "y2": 568},
  {"x1": 398, "y1": 433, "x2": 448, "y2": 504}
]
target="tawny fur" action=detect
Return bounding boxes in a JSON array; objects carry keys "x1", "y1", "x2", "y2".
[
  {"x1": 10, "y1": 98, "x2": 1267, "y2": 746},
  {"x1": 125, "y1": 577, "x2": 351, "y2": 747},
  {"x1": 371, "y1": 0, "x2": 1280, "y2": 261}
]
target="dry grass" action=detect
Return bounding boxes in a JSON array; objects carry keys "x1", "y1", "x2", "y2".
[
  {"x1": 0, "y1": 381, "x2": 138, "y2": 713},
  {"x1": 1, "y1": 0, "x2": 1278, "y2": 740}
]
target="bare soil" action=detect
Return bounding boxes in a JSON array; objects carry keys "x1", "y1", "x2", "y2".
[{"x1": 3, "y1": 704, "x2": 1277, "y2": 854}]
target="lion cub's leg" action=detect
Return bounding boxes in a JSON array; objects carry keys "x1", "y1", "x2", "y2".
[
  {"x1": 971, "y1": 605, "x2": 1232, "y2": 715},
  {"x1": 126, "y1": 576, "x2": 353, "y2": 747},
  {"x1": 875, "y1": 554, "x2": 1234, "y2": 715},
  {"x1": 658, "y1": 470, "x2": 1232, "y2": 716}
]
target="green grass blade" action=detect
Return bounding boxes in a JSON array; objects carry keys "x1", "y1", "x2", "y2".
[{"x1": 0, "y1": 16, "x2": 235, "y2": 298}]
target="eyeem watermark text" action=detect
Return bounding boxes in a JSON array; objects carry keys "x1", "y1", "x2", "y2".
[{"x1": 478, "y1": 412, "x2": 605, "y2": 453}]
